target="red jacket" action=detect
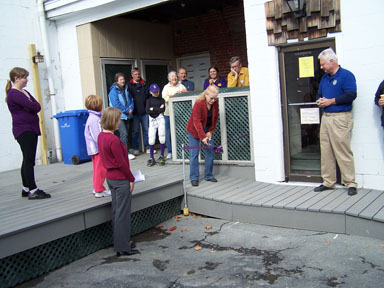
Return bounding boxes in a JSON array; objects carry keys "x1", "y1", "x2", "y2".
[{"x1": 186, "y1": 99, "x2": 219, "y2": 140}]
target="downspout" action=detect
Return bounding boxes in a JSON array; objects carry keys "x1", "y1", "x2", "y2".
[{"x1": 37, "y1": 0, "x2": 62, "y2": 162}]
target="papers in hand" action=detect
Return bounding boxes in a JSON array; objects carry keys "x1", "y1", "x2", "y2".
[{"x1": 133, "y1": 170, "x2": 145, "y2": 183}]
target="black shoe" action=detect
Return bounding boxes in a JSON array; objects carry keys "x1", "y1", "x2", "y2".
[
  {"x1": 28, "y1": 189, "x2": 51, "y2": 200},
  {"x1": 116, "y1": 249, "x2": 140, "y2": 257},
  {"x1": 147, "y1": 158, "x2": 156, "y2": 167},
  {"x1": 191, "y1": 180, "x2": 199, "y2": 187},
  {"x1": 314, "y1": 185, "x2": 332, "y2": 192},
  {"x1": 22, "y1": 190, "x2": 29, "y2": 197},
  {"x1": 348, "y1": 187, "x2": 357, "y2": 196},
  {"x1": 158, "y1": 155, "x2": 165, "y2": 166},
  {"x1": 205, "y1": 178, "x2": 218, "y2": 183},
  {"x1": 130, "y1": 241, "x2": 136, "y2": 249}
]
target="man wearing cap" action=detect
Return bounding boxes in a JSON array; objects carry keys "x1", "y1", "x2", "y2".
[
  {"x1": 146, "y1": 83, "x2": 166, "y2": 166},
  {"x1": 315, "y1": 48, "x2": 358, "y2": 196}
]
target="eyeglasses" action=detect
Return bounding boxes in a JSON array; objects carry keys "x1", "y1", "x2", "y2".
[{"x1": 208, "y1": 97, "x2": 218, "y2": 102}]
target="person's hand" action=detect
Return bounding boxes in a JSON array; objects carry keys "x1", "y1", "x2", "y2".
[
  {"x1": 130, "y1": 182, "x2": 135, "y2": 193},
  {"x1": 379, "y1": 98, "x2": 384, "y2": 107},
  {"x1": 150, "y1": 107, "x2": 153, "y2": 110},
  {"x1": 209, "y1": 79, "x2": 215, "y2": 85},
  {"x1": 206, "y1": 132, "x2": 212, "y2": 140},
  {"x1": 128, "y1": 109, "x2": 133, "y2": 115},
  {"x1": 160, "y1": 104, "x2": 164, "y2": 108},
  {"x1": 231, "y1": 68, "x2": 238, "y2": 79},
  {"x1": 202, "y1": 137, "x2": 209, "y2": 145},
  {"x1": 317, "y1": 97, "x2": 335, "y2": 107}
]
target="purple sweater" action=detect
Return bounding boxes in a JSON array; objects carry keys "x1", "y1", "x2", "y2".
[
  {"x1": 7, "y1": 88, "x2": 41, "y2": 139},
  {"x1": 84, "y1": 110, "x2": 102, "y2": 155}
]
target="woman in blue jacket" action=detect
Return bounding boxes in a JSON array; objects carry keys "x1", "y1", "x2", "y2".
[{"x1": 108, "y1": 73, "x2": 135, "y2": 159}]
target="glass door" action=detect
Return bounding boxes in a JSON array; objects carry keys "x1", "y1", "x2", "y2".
[
  {"x1": 100, "y1": 58, "x2": 136, "y2": 108},
  {"x1": 279, "y1": 40, "x2": 335, "y2": 182}
]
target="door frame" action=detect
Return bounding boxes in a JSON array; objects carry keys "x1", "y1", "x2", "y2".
[
  {"x1": 100, "y1": 58, "x2": 137, "y2": 108},
  {"x1": 278, "y1": 38, "x2": 336, "y2": 182}
]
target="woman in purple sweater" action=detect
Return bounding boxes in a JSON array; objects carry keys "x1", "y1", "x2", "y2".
[{"x1": 5, "y1": 67, "x2": 50, "y2": 200}]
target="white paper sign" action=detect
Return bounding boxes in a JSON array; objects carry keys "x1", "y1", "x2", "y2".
[
  {"x1": 300, "y1": 108, "x2": 320, "y2": 124},
  {"x1": 133, "y1": 170, "x2": 145, "y2": 183}
]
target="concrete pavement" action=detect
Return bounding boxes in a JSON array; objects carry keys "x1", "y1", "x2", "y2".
[{"x1": 20, "y1": 214, "x2": 384, "y2": 287}]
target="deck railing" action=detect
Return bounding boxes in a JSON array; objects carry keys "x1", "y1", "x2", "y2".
[{"x1": 169, "y1": 87, "x2": 253, "y2": 164}]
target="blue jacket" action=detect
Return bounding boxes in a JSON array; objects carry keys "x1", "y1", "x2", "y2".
[
  {"x1": 108, "y1": 83, "x2": 134, "y2": 120},
  {"x1": 84, "y1": 110, "x2": 102, "y2": 155}
]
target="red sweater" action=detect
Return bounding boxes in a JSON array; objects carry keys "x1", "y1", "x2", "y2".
[
  {"x1": 186, "y1": 99, "x2": 219, "y2": 140},
  {"x1": 97, "y1": 132, "x2": 135, "y2": 182}
]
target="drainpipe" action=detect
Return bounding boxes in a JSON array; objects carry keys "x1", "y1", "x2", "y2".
[{"x1": 37, "y1": 0, "x2": 62, "y2": 162}]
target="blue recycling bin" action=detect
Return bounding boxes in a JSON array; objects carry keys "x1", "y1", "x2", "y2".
[{"x1": 53, "y1": 109, "x2": 91, "y2": 165}]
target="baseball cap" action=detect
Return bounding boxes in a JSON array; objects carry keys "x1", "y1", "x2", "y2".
[{"x1": 149, "y1": 83, "x2": 160, "y2": 93}]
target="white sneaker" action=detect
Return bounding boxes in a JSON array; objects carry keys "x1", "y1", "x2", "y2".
[
  {"x1": 166, "y1": 153, "x2": 172, "y2": 160},
  {"x1": 128, "y1": 153, "x2": 136, "y2": 160},
  {"x1": 94, "y1": 190, "x2": 111, "y2": 198},
  {"x1": 146, "y1": 149, "x2": 157, "y2": 154}
]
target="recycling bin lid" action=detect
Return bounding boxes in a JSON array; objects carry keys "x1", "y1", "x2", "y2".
[{"x1": 53, "y1": 109, "x2": 89, "y2": 119}]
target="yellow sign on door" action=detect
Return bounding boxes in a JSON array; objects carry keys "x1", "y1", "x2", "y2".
[{"x1": 299, "y1": 56, "x2": 314, "y2": 78}]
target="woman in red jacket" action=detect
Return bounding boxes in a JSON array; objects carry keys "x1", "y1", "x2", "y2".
[{"x1": 186, "y1": 85, "x2": 219, "y2": 187}]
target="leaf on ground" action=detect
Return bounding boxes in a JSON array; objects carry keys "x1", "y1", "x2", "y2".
[
  {"x1": 52, "y1": 181, "x2": 58, "y2": 184},
  {"x1": 326, "y1": 240, "x2": 331, "y2": 244},
  {"x1": 205, "y1": 225, "x2": 213, "y2": 230},
  {"x1": 181, "y1": 228, "x2": 188, "y2": 232},
  {"x1": 210, "y1": 250, "x2": 216, "y2": 253},
  {"x1": 194, "y1": 245, "x2": 202, "y2": 251},
  {"x1": 380, "y1": 243, "x2": 384, "y2": 247},
  {"x1": 167, "y1": 226, "x2": 177, "y2": 231},
  {"x1": 62, "y1": 180, "x2": 66, "y2": 182},
  {"x1": 194, "y1": 215, "x2": 201, "y2": 218},
  {"x1": 155, "y1": 225, "x2": 164, "y2": 229},
  {"x1": 174, "y1": 215, "x2": 182, "y2": 219}
]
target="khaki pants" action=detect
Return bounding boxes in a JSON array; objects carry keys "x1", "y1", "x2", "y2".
[{"x1": 320, "y1": 111, "x2": 357, "y2": 188}]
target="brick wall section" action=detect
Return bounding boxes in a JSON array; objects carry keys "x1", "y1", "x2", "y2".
[{"x1": 173, "y1": 1, "x2": 248, "y2": 78}]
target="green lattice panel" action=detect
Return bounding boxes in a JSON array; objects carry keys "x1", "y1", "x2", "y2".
[
  {"x1": 224, "y1": 96, "x2": 251, "y2": 160},
  {"x1": 201, "y1": 116, "x2": 222, "y2": 161},
  {"x1": 174, "y1": 101, "x2": 192, "y2": 159},
  {"x1": 0, "y1": 197, "x2": 182, "y2": 288}
]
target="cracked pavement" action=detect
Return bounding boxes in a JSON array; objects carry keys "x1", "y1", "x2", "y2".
[{"x1": 20, "y1": 215, "x2": 384, "y2": 287}]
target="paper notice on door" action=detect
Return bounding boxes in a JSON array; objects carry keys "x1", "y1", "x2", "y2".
[
  {"x1": 300, "y1": 108, "x2": 320, "y2": 124},
  {"x1": 298, "y1": 56, "x2": 314, "y2": 78}
]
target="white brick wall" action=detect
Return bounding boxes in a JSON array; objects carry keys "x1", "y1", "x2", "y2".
[{"x1": 244, "y1": 0, "x2": 384, "y2": 189}]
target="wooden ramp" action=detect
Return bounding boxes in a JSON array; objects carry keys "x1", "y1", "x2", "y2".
[
  {"x1": 185, "y1": 175, "x2": 384, "y2": 240},
  {"x1": 0, "y1": 155, "x2": 184, "y2": 259}
]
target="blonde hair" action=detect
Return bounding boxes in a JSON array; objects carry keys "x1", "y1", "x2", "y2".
[
  {"x1": 5, "y1": 67, "x2": 29, "y2": 101},
  {"x1": 196, "y1": 85, "x2": 219, "y2": 101},
  {"x1": 100, "y1": 107, "x2": 122, "y2": 131},
  {"x1": 85, "y1": 95, "x2": 103, "y2": 112}
]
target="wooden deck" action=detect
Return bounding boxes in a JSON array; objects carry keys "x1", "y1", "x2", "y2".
[
  {"x1": 0, "y1": 154, "x2": 184, "y2": 259},
  {"x1": 1, "y1": 155, "x2": 384, "y2": 261},
  {"x1": 185, "y1": 175, "x2": 384, "y2": 240}
]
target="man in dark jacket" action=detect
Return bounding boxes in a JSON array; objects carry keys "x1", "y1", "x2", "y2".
[
  {"x1": 128, "y1": 67, "x2": 151, "y2": 155},
  {"x1": 374, "y1": 80, "x2": 384, "y2": 127}
]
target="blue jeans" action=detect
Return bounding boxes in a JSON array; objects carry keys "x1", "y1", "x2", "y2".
[
  {"x1": 164, "y1": 115, "x2": 172, "y2": 154},
  {"x1": 118, "y1": 119, "x2": 130, "y2": 150},
  {"x1": 188, "y1": 132, "x2": 214, "y2": 181},
  {"x1": 132, "y1": 114, "x2": 149, "y2": 150}
]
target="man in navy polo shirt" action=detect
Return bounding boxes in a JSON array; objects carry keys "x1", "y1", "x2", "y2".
[
  {"x1": 314, "y1": 48, "x2": 358, "y2": 196},
  {"x1": 178, "y1": 67, "x2": 194, "y2": 91}
]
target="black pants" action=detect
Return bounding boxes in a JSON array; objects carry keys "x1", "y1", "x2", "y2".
[{"x1": 16, "y1": 131, "x2": 38, "y2": 190}]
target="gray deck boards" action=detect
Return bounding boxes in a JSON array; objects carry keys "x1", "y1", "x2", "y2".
[
  {"x1": 0, "y1": 154, "x2": 185, "y2": 258},
  {"x1": 2, "y1": 156, "x2": 384, "y2": 259}
]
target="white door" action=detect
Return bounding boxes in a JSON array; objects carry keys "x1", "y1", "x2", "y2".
[{"x1": 179, "y1": 55, "x2": 210, "y2": 91}]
